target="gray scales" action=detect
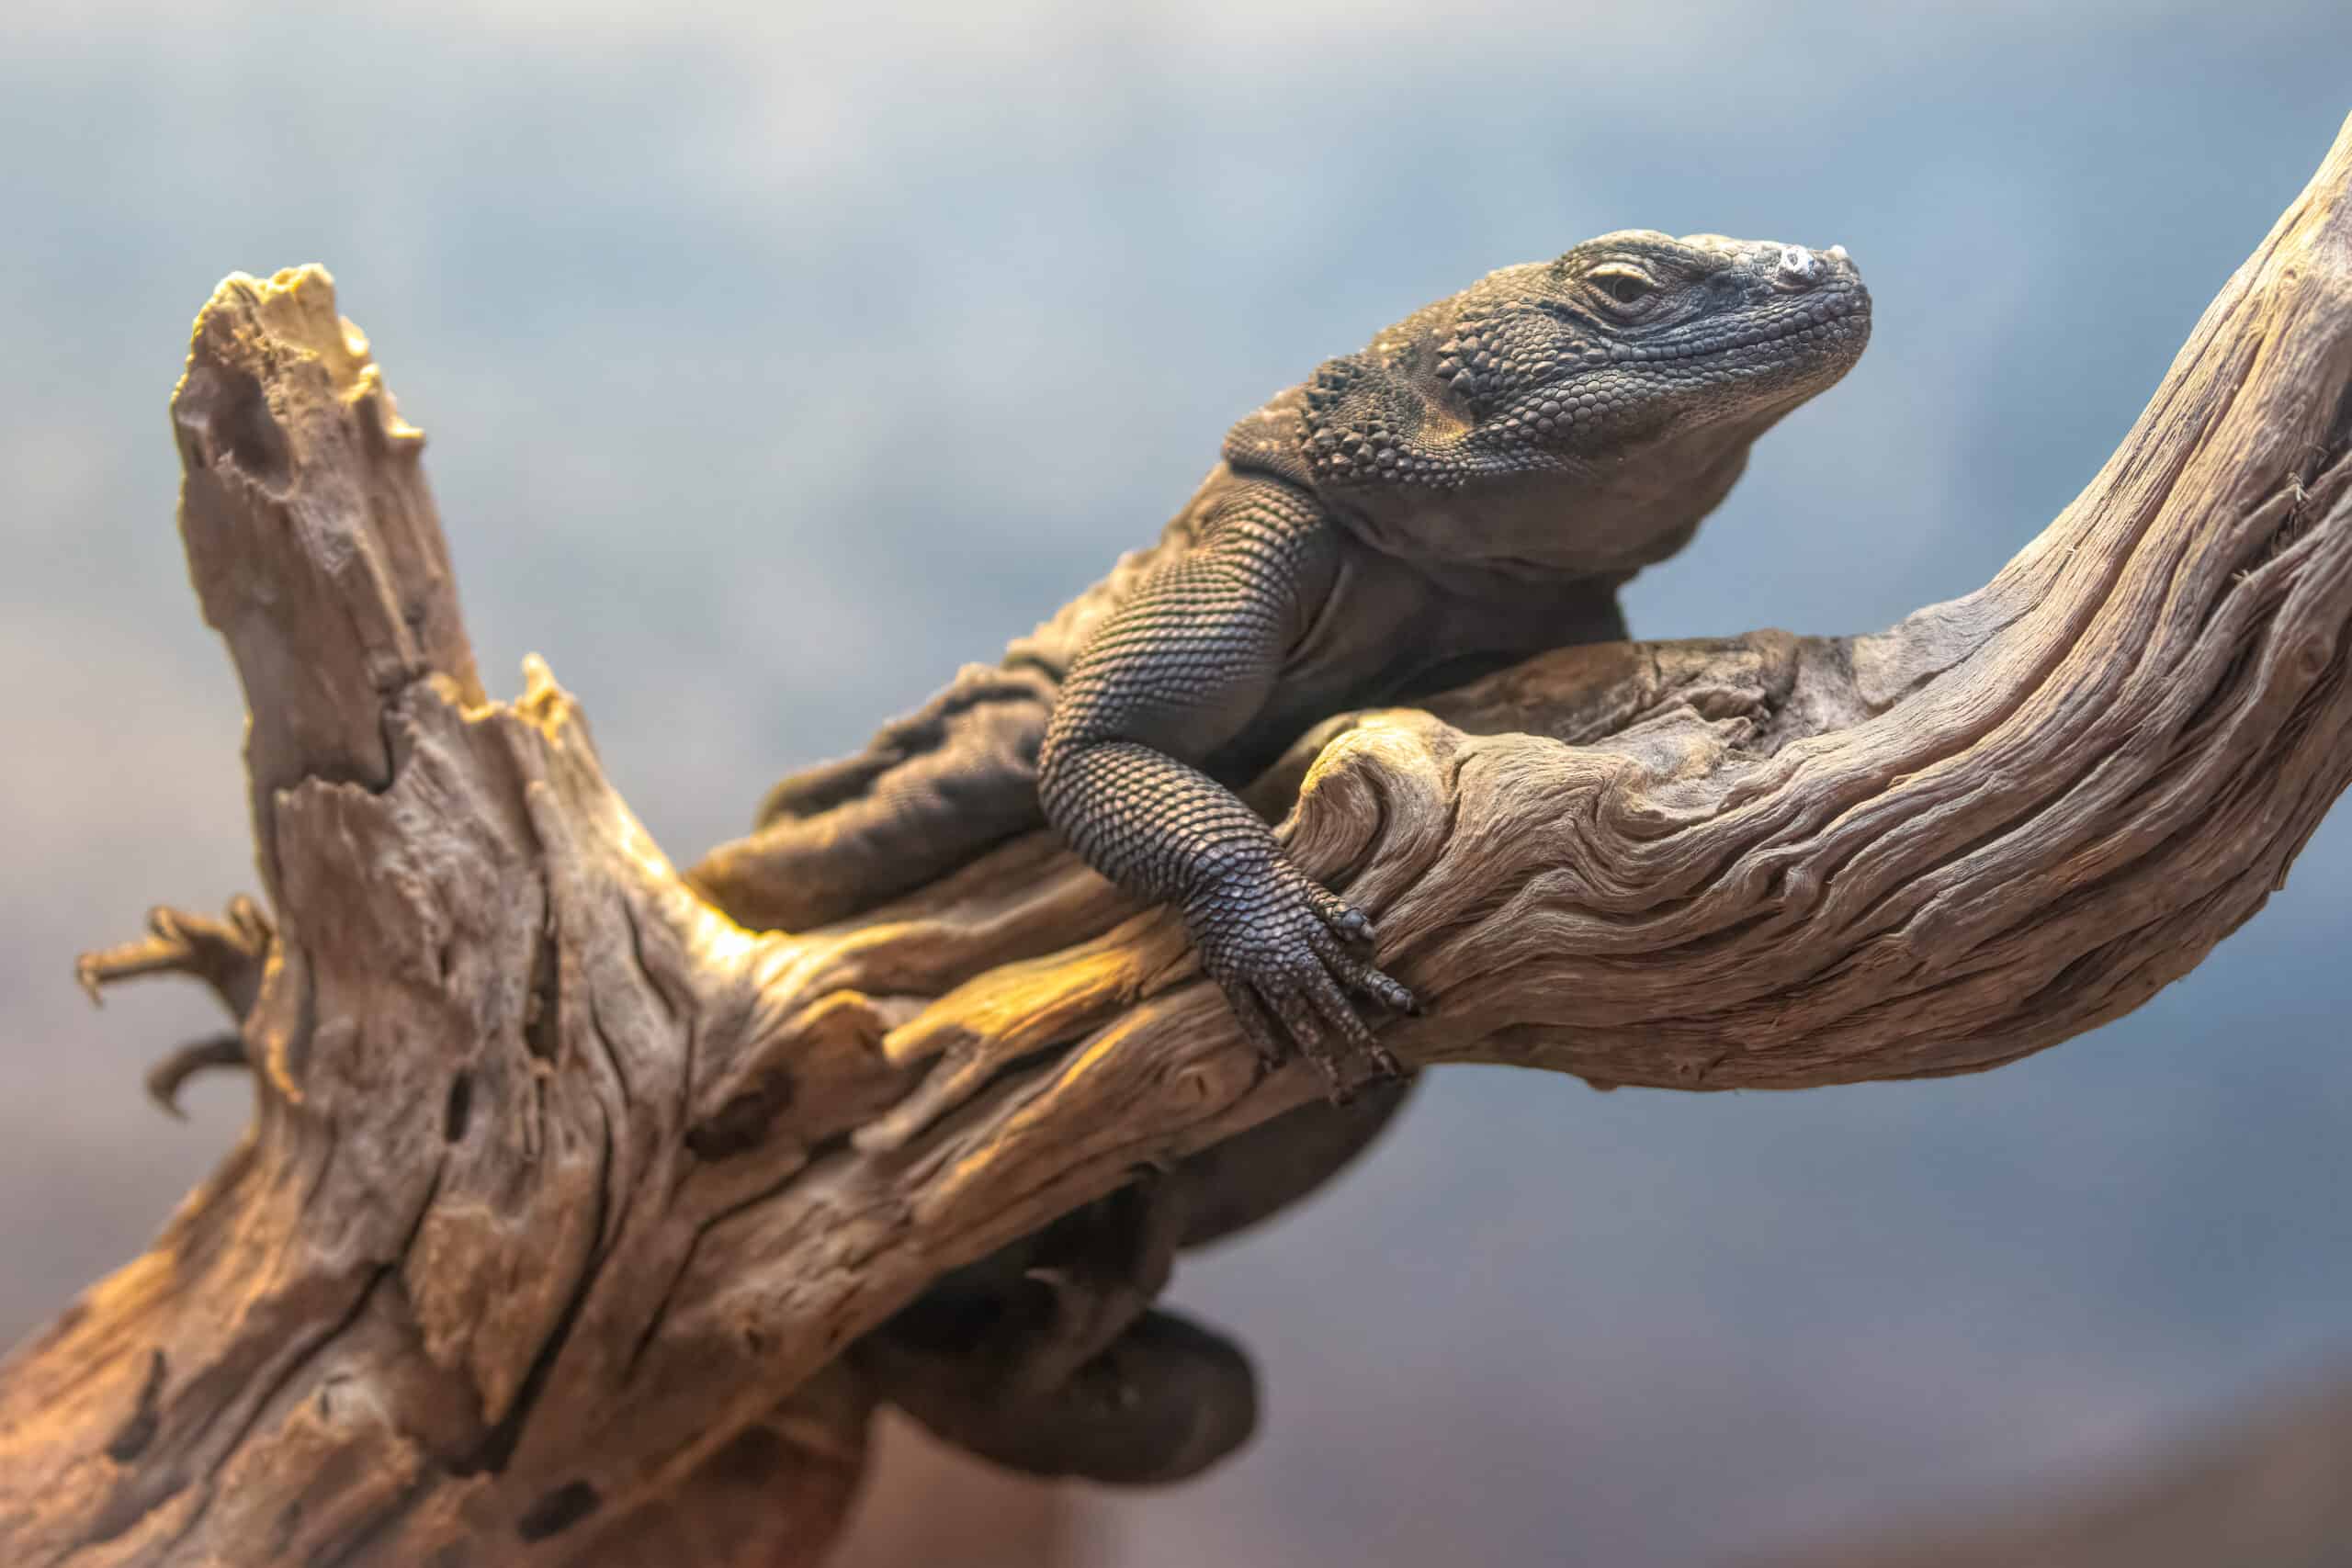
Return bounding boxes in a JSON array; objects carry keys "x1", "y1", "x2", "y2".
[{"x1": 685, "y1": 231, "x2": 1873, "y2": 1483}]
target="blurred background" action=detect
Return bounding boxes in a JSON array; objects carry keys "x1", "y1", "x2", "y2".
[{"x1": 6, "y1": 4, "x2": 2350, "y2": 1562}]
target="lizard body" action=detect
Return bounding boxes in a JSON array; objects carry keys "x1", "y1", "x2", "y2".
[
  {"x1": 695, "y1": 231, "x2": 1867, "y2": 1081},
  {"x1": 118, "y1": 231, "x2": 1871, "y2": 1489},
  {"x1": 692, "y1": 230, "x2": 1873, "y2": 1483}
]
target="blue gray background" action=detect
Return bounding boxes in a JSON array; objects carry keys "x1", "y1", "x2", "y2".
[{"x1": 5, "y1": 5, "x2": 2348, "y2": 1562}]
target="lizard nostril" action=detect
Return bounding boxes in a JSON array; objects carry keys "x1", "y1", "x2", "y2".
[{"x1": 1776, "y1": 244, "x2": 1822, "y2": 287}]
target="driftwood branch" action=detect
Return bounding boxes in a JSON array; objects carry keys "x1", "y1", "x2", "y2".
[{"x1": 5, "y1": 113, "x2": 2351, "y2": 1567}]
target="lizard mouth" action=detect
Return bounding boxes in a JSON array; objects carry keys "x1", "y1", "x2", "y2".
[{"x1": 1614, "y1": 289, "x2": 1871, "y2": 367}]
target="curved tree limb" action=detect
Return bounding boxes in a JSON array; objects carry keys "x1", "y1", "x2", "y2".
[{"x1": 3, "y1": 112, "x2": 2350, "y2": 1568}]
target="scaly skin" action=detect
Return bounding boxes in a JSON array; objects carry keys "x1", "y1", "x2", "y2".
[
  {"x1": 686, "y1": 231, "x2": 1872, "y2": 1483},
  {"x1": 695, "y1": 231, "x2": 1869, "y2": 1080},
  {"x1": 1046, "y1": 233, "x2": 1870, "y2": 1080}
]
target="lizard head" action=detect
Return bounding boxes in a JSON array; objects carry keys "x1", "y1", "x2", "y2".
[{"x1": 1241, "y1": 231, "x2": 1871, "y2": 578}]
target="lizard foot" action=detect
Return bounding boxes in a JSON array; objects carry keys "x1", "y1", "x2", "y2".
[
  {"x1": 76, "y1": 897, "x2": 274, "y2": 1117},
  {"x1": 1183, "y1": 862, "x2": 1414, "y2": 1100},
  {"x1": 76, "y1": 896, "x2": 274, "y2": 1015}
]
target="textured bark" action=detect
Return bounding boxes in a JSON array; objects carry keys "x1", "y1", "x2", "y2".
[{"x1": 4, "y1": 112, "x2": 2351, "y2": 1567}]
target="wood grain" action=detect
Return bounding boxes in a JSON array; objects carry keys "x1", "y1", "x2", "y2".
[{"x1": 5, "y1": 110, "x2": 2350, "y2": 1566}]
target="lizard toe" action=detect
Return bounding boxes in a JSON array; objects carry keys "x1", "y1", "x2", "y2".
[
  {"x1": 1266, "y1": 975, "x2": 1330, "y2": 1062},
  {"x1": 1221, "y1": 983, "x2": 1289, "y2": 1074},
  {"x1": 1355, "y1": 965, "x2": 1417, "y2": 1018},
  {"x1": 1304, "y1": 963, "x2": 1406, "y2": 1094},
  {"x1": 1325, "y1": 902, "x2": 1376, "y2": 945},
  {"x1": 1304, "y1": 922, "x2": 1417, "y2": 1019}
]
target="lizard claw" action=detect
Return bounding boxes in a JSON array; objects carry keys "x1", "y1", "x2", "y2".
[
  {"x1": 1183, "y1": 864, "x2": 1414, "y2": 1100},
  {"x1": 74, "y1": 897, "x2": 275, "y2": 1118},
  {"x1": 143, "y1": 1031, "x2": 251, "y2": 1119}
]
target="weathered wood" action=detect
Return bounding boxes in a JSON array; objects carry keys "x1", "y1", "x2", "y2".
[{"x1": 3, "y1": 110, "x2": 2350, "y2": 1566}]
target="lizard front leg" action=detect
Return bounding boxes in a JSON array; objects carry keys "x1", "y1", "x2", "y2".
[{"x1": 1037, "y1": 488, "x2": 1412, "y2": 1094}]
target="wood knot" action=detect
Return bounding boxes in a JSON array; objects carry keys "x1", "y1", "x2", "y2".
[{"x1": 686, "y1": 1069, "x2": 797, "y2": 1160}]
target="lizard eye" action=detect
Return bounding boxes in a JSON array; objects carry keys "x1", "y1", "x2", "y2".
[{"x1": 1590, "y1": 267, "x2": 1657, "y2": 308}]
